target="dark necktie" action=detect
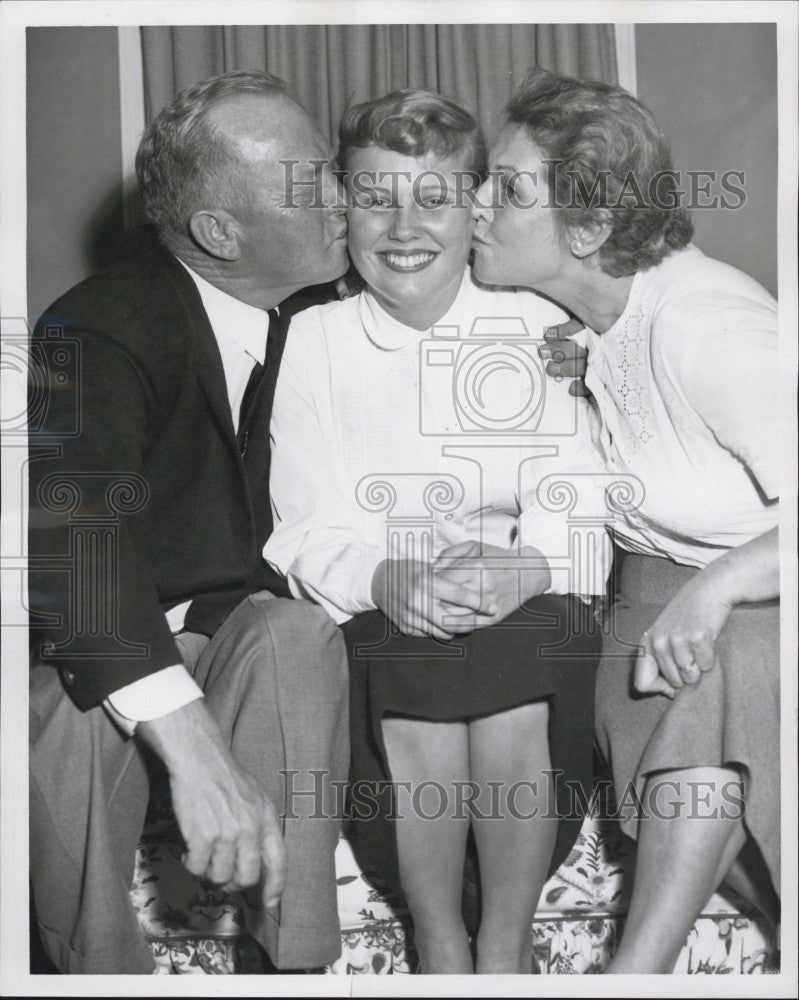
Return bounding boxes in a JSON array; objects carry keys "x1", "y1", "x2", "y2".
[
  {"x1": 239, "y1": 359, "x2": 264, "y2": 428},
  {"x1": 238, "y1": 309, "x2": 279, "y2": 453}
]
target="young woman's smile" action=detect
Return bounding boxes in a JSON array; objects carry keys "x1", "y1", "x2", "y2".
[{"x1": 346, "y1": 145, "x2": 476, "y2": 329}]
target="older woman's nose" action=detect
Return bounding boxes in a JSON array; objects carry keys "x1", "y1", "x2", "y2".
[{"x1": 472, "y1": 177, "x2": 495, "y2": 225}]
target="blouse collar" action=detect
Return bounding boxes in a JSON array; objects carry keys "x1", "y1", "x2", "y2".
[{"x1": 358, "y1": 268, "x2": 473, "y2": 351}]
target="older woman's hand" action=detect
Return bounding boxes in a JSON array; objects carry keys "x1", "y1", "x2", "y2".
[
  {"x1": 635, "y1": 527, "x2": 777, "y2": 697},
  {"x1": 634, "y1": 571, "x2": 734, "y2": 698},
  {"x1": 539, "y1": 318, "x2": 591, "y2": 398}
]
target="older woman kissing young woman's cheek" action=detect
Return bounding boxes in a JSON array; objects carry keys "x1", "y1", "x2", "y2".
[{"x1": 471, "y1": 68, "x2": 780, "y2": 974}]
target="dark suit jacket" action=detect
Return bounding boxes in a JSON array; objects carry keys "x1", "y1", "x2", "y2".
[{"x1": 29, "y1": 227, "x2": 335, "y2": 709}]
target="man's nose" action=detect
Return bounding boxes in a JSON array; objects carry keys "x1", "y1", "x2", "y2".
[{"x1": 388, "y1": 201, "x2": 422, "y2": 241}]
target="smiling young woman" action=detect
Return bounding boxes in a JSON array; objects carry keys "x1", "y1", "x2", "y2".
[
  {"x1": 343, "y1": 143, "x2": 474, "y2": 331},
  {"x1": 264, "y1": 89, "x2": 612, "y2": 974}
]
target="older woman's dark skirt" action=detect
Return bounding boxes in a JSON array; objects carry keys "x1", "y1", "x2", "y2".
[{"x1": 340, "y1": 594, "x2": 602, "y2": 891}]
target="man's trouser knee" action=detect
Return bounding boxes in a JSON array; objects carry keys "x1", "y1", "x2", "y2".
[
  {"x1": 192, "y1": 594, "x2": 349, "y2": 969},
  {"x1": 29, "y1": 593, "x2": 349, "y2": 973}
]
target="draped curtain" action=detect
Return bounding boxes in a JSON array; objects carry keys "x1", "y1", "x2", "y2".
[{"x1": 141, "y1": 24, "x2": 617, "y2": 142}]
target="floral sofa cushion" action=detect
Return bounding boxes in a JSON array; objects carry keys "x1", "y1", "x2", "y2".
[{"x1": 133, "y1": 781, "x2": 778, "y2": 976}]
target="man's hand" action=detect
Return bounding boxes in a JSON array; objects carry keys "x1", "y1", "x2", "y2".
[
  {"x1": 371, "y1": 558, "x2": 485, "y2": 639},
  {"x1": 539, "y1": 318, "x2": 590, "y2": 398},
  {"x1": 138, "y1": 699, "x2": 285, "y2": 907}
]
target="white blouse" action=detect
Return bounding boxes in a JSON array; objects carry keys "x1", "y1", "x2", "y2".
[
  {"x1": 583, "y1": 245, "x2": 780, "y2": 568},
  {"x1": 265, "y1": 270, "x2": 612, "y2": 624}
]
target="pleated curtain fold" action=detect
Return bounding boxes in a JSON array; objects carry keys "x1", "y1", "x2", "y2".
[{"x1": 141, "y1": 23, "x2": 617, "y2": 142}]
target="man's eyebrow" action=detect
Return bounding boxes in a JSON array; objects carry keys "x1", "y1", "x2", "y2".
[
  {"x1": 493, "y1": 163, "x2": 519, "y2": 173},
  {"x1": 294, "y1": 157, "x2": 331, "y2": 172},
  {"x1": 286, "y1": 162, "x2": 321, "y2": 178}
]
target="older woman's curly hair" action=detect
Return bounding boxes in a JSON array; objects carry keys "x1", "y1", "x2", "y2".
[
  {"x1": 337, "y1": 89, "x2": 487, "y2": 177},
  {"x1": 507, "y1": 68, "x2": 694, "y2": 276}
]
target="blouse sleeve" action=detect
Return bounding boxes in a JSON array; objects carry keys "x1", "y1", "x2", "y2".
[
  {"x1": 516, "y1": 386, "x2": 612, "y2": 598},
  {"x1": 657, "y1": 287, "x2": 780, "y2": 500},
  {"x1": 264, "y1": 311, "x2": 384, "y2": 623}
]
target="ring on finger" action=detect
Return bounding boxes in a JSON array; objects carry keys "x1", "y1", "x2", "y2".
[{"x1": 677, "y1": 660, "x2": 697, "y2": 677}]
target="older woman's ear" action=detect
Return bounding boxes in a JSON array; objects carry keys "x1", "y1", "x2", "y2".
[{"x1": 567, "y1": 213, "x2": 613, "y2": 259}]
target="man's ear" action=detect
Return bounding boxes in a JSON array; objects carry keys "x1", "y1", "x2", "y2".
[
  {"x1": 189, "y1": 210, "x2": 243, "y2": 261},
  {"x1": 566, "y1": 211, "x2": 613, "y2": 260}
]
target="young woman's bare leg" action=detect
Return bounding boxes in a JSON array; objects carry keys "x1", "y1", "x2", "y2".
[
  {"x1": 469, "y1": 701, "x2": 556, "y2": 973},
  {"x1": 381, "y1": 716, "x2": 473, "y2": 973}
]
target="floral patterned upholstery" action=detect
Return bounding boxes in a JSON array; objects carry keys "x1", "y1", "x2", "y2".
[{"x1": 132, "y1": 774, "x2": 779, "y2": 976}]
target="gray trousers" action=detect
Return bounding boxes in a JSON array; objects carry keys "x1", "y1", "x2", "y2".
[{"x1": 30, "y1": 593, "x2": 349, "y2": 973}]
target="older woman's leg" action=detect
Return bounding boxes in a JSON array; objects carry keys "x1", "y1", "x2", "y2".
[
  {"x1": 597, "y1": 555, "x2": 780, "y2": 974},
  {"x1": 606, "y1": 765, "x2": 746, "y2": 973},
  {"x1": 381, "y1": 716, "x2": 473, "y2": 973},
  {"x1": 469, "y1": 701, "x2": 556, "y2": 974},
  {"x1": 723, "y1": 837, "x2": 780, "y2": 932}
]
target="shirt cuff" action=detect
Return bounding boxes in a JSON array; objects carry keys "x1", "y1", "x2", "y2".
[
  {"x1": 103, "y1": 664, "x2": 204, "y2": 736},
  {"x1": 285, "y1": 546, "x2": 385, "y2": 624}
]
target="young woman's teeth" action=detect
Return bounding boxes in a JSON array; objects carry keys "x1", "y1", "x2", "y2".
[{"x1": 384, "y1": 252, "x2": 435, "y2": 269}]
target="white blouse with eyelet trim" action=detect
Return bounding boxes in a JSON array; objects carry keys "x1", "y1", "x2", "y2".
[{"x1": 582, "y1": 244, "x2": 779, "y2": 568}]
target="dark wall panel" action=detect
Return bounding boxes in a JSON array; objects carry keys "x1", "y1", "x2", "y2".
[
  {"x1": 636, "y1": 23, "x2": 777, "y2": 297},
  {"x1": 27, "y1": 27, "x2": 123, "y2": 324}
]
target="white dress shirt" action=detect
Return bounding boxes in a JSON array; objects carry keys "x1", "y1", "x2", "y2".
[
  {"x1": 582, "y1": 245, "x2": 779, "y2": 567},
  {"x1": 265, "y1": 269, "x2": 612, "y2": 624},
  {"x1": 105, "y1": 259, "x2": 271, "y2": 731}
]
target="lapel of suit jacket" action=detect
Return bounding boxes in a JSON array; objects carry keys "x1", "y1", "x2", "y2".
[
  {"x1": 149, "y1": 241, "x2": 258, "y2": 555},
  {"x1": 159, "y1": 249, "x2": 239, "y2": 451}
]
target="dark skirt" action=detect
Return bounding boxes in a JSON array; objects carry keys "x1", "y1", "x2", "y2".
[
  {"x1": 595, "y1": 552, "x2": 780, "y2": 893},
  {"x1": 341, "y1": 594, "x2": 602, "y2": 883}
]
